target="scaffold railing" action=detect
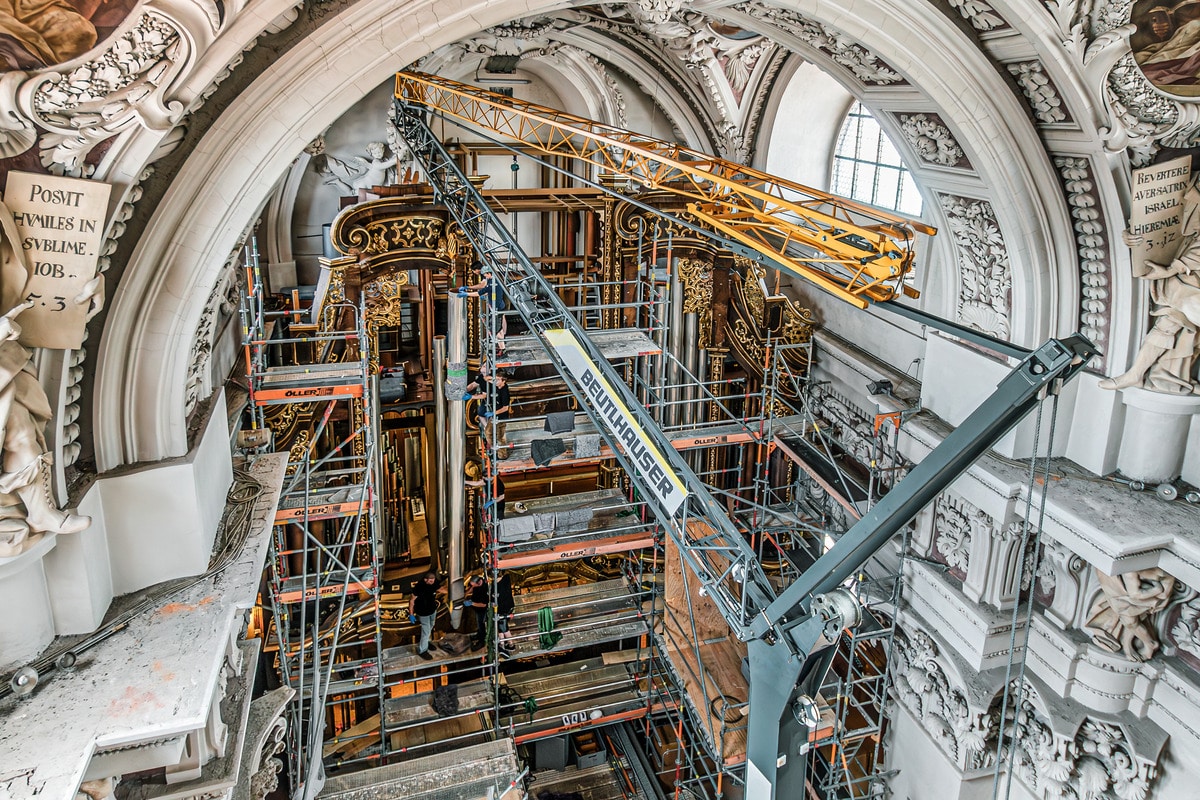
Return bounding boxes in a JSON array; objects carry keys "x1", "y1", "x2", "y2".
[{"x1": 241, "y1": 243, "x2": 387, "y2": 782}]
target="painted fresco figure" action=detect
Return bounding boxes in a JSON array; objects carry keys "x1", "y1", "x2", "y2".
[{"x1": 0, "y1": 198, "x2": 92, "y2": 556}]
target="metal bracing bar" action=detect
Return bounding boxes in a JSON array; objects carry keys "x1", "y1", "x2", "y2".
[
  {"x1": 395, "y1": 98, "x2": 775, "y2": 639},
  {"x1": 751, "y1": 334, "x2": 1095, "y2": 639}
]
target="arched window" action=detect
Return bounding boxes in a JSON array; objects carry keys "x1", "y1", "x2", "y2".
[{"x1": 831, "y1": 102, "x2": 922, "y2": 216}]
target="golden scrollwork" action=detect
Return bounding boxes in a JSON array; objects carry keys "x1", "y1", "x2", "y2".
[
  {"x1": 436, "y1": 224, "x2": 464, "y2": 261},
  {"x1": 727, "y1": 258, "x2": 816, "y2": 390},
  {"x1": 677, "y1": 257, "x2": 713, "y2": 314},
  {"x1": 363, "y1": 271, "x2": 411, "y2": 373},
  {"x1": 339, "y1": 215, "x2": 446, "y2": 257}
]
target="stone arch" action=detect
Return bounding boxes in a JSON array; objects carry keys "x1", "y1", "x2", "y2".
[{"x1": 94, "y1": 0, "x2": 1101, "y2": 470}]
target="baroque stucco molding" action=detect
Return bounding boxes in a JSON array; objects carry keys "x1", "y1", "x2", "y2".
[
  {"x1": 1054, "y1": 155, "x2": 1111, "y2": 365},
  {"x1": 897, "y1": 112, "x2": 970, "y2": 169},
  {"x1": 938, "y1": 193, "x2": 1013, "y2": 338},
  {"x1": 1007, "y1": 60, "x2": 1073, "y2": 125},
  {"x1": 948, "y1": 0, "x2": 1011, "y2": 32},
  {"x1": 738, "y1": 1, "x2": 907, "y2": 86},
  {"x1": 0, "y1": 0, "x2": 301, "y2": 177}
]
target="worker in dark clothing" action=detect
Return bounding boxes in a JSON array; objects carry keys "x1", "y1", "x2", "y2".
[
  {"x1": 496, "y1": 571, "x2": 515, "y2": 656},
  {"x1": 465, "y1": 574, "x2": 489, "y2": 650},
  {"x1": 463, "y1": 362, "x2": 491, "y2": 397},
  {"x1": 408, "y1": 571, "x2": 444, "y2": 660},
  {"x1": 466, "y1": 473, "x2": 506, "y2": 520},
  {"x1": 473, "y1": 372, "x2": 512, "y2": 459},
  {"x1": 459, "y1": 265, "x2": 508, "y2": 351}
]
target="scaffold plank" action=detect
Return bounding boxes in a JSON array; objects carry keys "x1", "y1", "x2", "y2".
[{"x1": 495, "y1": 328, "x2": 660, "y2": 369}]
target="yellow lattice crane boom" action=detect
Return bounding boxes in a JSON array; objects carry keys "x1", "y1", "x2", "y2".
[{"x1": 395, "y1": 70, "x2": 935, "y2": 308}]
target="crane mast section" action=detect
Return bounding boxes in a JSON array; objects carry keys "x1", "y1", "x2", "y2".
[{"x1": 395, "y1": 71, "x2": 934, "y2": 308}]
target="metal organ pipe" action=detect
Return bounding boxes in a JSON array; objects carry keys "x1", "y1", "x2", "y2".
[
  {"x1": 446, "y1": 297, "x2": 468, "y2": 625},
  {"x1": 432, "y1": 335, "x2": 448, "y2": 574}
]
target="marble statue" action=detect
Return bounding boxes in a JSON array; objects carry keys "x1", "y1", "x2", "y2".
[
  {"x1": 1101, "y1": 178, "x2": 1200, "y2": 394},
  {"x1": 1085, "y1": 567, "x2": 1175, "y2": 662},
  {"x1": 318, "y1": 141, "x2": 401, "y2": 195},
  {"x1": 0, "y1": 198, "x2": 93, "y2": 558}
]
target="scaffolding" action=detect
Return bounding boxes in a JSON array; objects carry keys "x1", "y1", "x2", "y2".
[
  {"x1": 243, "y1": 68, "x2": 1051, "y2": 800},
  {"x1": 241, "y1": 242, "x2": 387, "y2": 782},
  {"x1": 391, "y1": 96, "x2": 915, "y2": 798}
]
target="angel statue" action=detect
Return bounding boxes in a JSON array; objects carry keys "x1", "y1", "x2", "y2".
[
  {"x1": 0, "y1": 198, "x2": 94, "y2": 557},
  {"x1": 318, "y1": 142, "x2": 402, "y2": 195}
]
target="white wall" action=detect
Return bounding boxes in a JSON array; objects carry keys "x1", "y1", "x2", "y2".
[
  {"x1": 763, "y1": 61, "x2": 851, "y2": 190},
  {"x1": 102, "y1": 389, "x2": 233, "y2": 595}
]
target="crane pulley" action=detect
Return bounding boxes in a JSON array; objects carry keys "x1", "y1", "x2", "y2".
[{"x1": 394, "y1": 70, "x2": 935, "y2": 308}]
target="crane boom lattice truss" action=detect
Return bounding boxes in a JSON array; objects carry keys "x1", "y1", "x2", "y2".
[
  {"x1": 394, "y1": 71, "x2": 934, "y2": 308},
  {"x1": 393, "y1": 73, "x2": 1097, "y2": 800}
]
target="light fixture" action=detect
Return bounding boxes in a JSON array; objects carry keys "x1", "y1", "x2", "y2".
[
  {"x1": 484, "y1": 54, "x2": 521, "y2": 74},
  {"x1": 10, "y1": 666, "x2": 38, "y2": 697},
  {"x1": 866, "y1": 379, "x2": 894, "y2": 397}
]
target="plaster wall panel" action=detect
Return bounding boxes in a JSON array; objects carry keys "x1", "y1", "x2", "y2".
[
  {"x1": 921, "y1": 333, "x2": 1078, "y2": 460},
  {"x1": 0, "y1": 537, "x2": 55, "y2": 668},
  {"x1": 101, "y1": 395, "x2": 233, "y2": 595},
  {"x1": 1063, "y1": 373, "x2": 1125, "y2": 477},
  {"x1": 43, "y1": 485, "x2": 113, "y2": 635},
  {"x1": 764, "y1": 62, "x2": 850, "y2": 189},
  {"x1": 884, "y1": 704, "x2": 972, "y2": 800},
  {"x1": 808, "y1": 291, "x2": 927, "y2": 394},
  {"x1": 1184, "y1": 414, "x2": 1200, "y2": 488},
  {"x1": 1148, "y1": 673, "x2": 1200, "y2": 799}
]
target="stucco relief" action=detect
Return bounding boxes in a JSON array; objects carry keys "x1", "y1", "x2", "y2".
[
  {"x1": 938, "y1": 193, "x2": 1012, "y2": 338},
  {"x1": 931, "y1": 493, "x2": 979, "y2": 579},
  {"x1": 897, "y1": 113, "x2": 969, "y2": 169},
  {"x1": 1056, "y1": 156, "x2": 1112, "y2": 365},
  {"x1": 1085, "y1": 566, "x2": 1176, "y2": 661},
  {"x1": 0, "y1": 12, "x2": 184, "y2": 174},
  {"x1": 983, "y1": 684, "x2": 1161, "y2": 800},
  {"x1": 185, "y1": 244, "x2": 242, "y2": 418},
  {"x1": 1007, "y1": 60, "x2": 1072, "y2": 124},
  {"x1": 948, "y1": 0, "x2": 1011, "y2": 32},
  {"x1": 739, "y1": 2, "x2": 906, "y2": 85},
  {"x1": 892, "y1": 628, "x2": 991, "y2": 769}
]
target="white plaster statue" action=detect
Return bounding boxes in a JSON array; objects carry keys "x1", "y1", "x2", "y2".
[
  {"x1": 318, "y1": 141, "x2": 401, "y2": 195},
  {"x1": 1101, "y1": 178, "x2": 1200, "y2": 394},
  {"x1": 0, "y1": 198, "x2": 93, "y2": 557},
  {"x1": 1084, "y1": 567, "x2": 1175, "y2": 662}
]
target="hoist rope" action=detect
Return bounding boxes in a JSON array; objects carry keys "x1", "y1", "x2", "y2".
[{"x1": 989, "y1": 390, "x2": 1061, "y2": 800}]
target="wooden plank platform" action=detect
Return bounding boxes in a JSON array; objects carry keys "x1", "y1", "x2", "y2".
[
  {"x1": 380, "y1": 641, "x2": 488, "y2": 675},
  {"x1": 530, "y1": 763, "x2": 639, "y2": 800},
  {"x1": 496, "y1": 328, "x2": 660, "y2": 369},
  {"x1": 505, "y1": 579, "x2": 650, "y2": 659},
  {"x1": 493, "y1": 413, "x2": 810, "y2": 474},
  {"x1": 493, "y1": 488, "x2": 655, "y2": 567},
  {"x1": 383, "y1": 678, "x2": 494, "y2": 727}
]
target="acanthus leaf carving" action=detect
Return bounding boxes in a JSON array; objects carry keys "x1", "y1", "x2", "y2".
[
  {"x1": 739, "y1": 2, "x2": 906, "y2": 86},
  {"x1": 0, "y1": 12, "x2": 189, "y2": 176},
  {"x1": 1007, "y1": 60, "x2": 1071, "y2": 125},
  {"x1": 939, "y1": 193, "x2": 1012, "y2": 338},
  {"x1": 1054, "y1": 156, "x2": 1111, "y2": 367},
  {"x1": 897, "y1": 112, "x2": 968, "y2": 168},
  {"x1": 948, "y1": 0, "x2": 1010, "y2": 32}
]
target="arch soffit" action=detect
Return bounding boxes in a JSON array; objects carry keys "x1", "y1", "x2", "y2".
[
  {"x1": 714, "y1": 1, "x2": 1082, "y2": 349},
  {"x1": 97, "y1": 0, "x2": 1087, "y2": 469}
]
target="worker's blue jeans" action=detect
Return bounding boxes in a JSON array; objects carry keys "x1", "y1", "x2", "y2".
[{"x1": 417, "y1": 612, "x2": 435, "y2": 653}]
